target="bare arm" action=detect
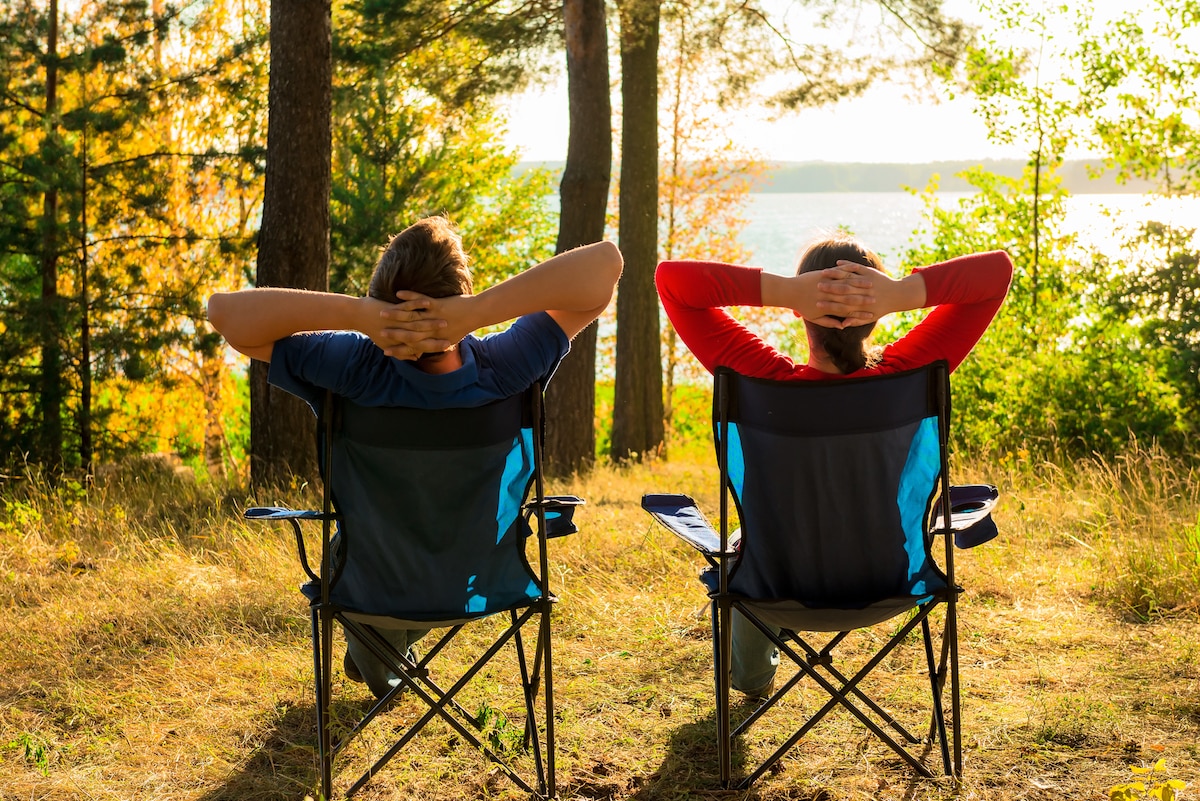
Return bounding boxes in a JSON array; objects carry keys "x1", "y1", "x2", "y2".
[
  {"x1": 377, "y1": 240, "x2": 623, "y2": 356},
  {"x1": 206, "y1": 288, "x2": 449, "y2": 362}
]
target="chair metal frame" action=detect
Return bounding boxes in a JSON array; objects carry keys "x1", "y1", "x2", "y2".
[
  {"x1": 246, "y1": 385, "x2": 577, "y2": 799},
  {"x1": 645, "y1": 363, "x2": 997, "y2": 789}
]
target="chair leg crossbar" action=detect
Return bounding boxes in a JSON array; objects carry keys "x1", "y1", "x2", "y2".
[
  {"x1": 720, "y1": 600, "x2": 957, "y2": 789},
  {"x1": 311, "y1": 603, "x2": 555, "y2": 798}
]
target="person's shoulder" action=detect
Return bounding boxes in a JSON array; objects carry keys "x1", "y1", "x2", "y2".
[{"x1": 476, "y1": 312, "x2": 568, "y2": 349}]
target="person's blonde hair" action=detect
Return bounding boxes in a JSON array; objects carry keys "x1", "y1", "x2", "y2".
[
  {"x1": 796, "y1": 236, "x2": 883, "y2": 374},
  {"x1": 368, "y1": 216, "x2": 473, "y2": 302}
]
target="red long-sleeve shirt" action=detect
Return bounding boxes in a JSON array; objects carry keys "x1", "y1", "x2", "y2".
[{"x1": 656, "y1": 250, "x2": 1013, "y2": 380}]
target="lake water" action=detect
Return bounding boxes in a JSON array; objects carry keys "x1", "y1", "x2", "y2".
[{"x1": 740, "y1": 192, "x2": 1200, "y2": 273}]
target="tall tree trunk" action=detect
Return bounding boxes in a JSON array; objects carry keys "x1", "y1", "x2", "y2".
[
  {"x1": 250, "y1": 0, "x2": 332, "y2": 487},
  {"x1": 544, "y1": 0, "x2": 613, "y2": 475},
  {"x1": 79, "y1": 119, "x2": 92, "y2": 474},
  {"x1": 39, "y1": 0, "x2": 63, "y2": 469},
  {"x1": 611, "y1": 0, "x2": 663, "y2": 462}
]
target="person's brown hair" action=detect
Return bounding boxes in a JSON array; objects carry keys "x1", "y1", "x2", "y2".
[
  {"x1": 368, "y1": 216, "x2": 473, "y2": 303},
  {"x1": 796, "y1": 236, "x2": 883, "y2": 374}
]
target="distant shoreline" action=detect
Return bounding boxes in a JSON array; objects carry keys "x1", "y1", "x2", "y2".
[{"x1": 515, "y1": 159, "x2": 1157, "y2": 194}]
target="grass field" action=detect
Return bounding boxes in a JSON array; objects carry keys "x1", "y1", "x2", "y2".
[{"x1": 1, "y1": 446, "x2": 1198, "y2": 800}]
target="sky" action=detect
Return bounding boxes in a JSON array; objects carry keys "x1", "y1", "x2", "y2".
[
  {"x1": 502, "y1": 0, "x2": 1027, "y2": 165},
  {"x1": 502, "y1": 80, "x2": 1022, "y2": 165}
]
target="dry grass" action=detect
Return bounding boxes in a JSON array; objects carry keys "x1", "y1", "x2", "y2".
[{"x1": 1, "y1": 449, "x2": 1197, "y2": 801}]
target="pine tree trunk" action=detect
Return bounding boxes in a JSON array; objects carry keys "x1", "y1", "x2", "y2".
[
  {"x1": 250, "y1": 0, "x2": 332, "y2": 488},
  {"x1": 38, "y1": 0, "x2": 63, "y2": 470},
  {"x1": 611, "y1": 0, "x2": 664, "y2": 462},
  {"x1": 544, "y1": 0, "x2": 613, "y2": 476}
]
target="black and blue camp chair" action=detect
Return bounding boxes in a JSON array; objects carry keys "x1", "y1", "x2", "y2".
[
  {"x1": 245, "y1": 385, "x2": 581, "y2": 799},
  {"x1": 642, "y1": 363, "x2": 998, "y2": 788}
]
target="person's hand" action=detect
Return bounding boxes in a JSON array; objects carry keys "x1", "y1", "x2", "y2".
[
  {"x1": 376, "y1": 292, "x2": 479, "y2": 359},
  {"x1": 804, "y1": 260, "x2": 879, "y2": 328},
  {"x1": 360, "y1": 295, "x2": 451, "y2": 360},
  {"x1": 830, "y1": 258, "x2": 925, "y2": 320}
]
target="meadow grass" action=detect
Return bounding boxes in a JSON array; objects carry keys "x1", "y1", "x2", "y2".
[{"x1": 0, "y1": 447, "x2": 1197, "y2": 801}]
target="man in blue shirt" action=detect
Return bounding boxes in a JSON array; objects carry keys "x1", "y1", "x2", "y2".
[{"x1": 207, "y1": 216, "x2": 622, "y2": 697}]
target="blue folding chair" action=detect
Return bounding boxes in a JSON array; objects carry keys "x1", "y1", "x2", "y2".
[
  {"x1": 643, "y1": 363, "x2": 998, "y2": 788},
  {"x1": 246, "y1": 385, "x2": 581, "y2": 799}
]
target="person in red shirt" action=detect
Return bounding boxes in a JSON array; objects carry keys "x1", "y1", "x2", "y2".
[{"x1": 655, "y1": 236, "x2": 1013, "y2": 699}]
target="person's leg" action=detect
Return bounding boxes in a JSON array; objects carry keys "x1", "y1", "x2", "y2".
[
  {"x1": 344, "y1": 624, "x2": 430, "y2": 700},
  {"x1": 730, "y1": 609, "x2": 779, "y2": 699}
]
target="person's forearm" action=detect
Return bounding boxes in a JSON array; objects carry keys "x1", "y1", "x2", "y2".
[
  {"x1": 760, "y1": 271, "x2": 810, "y2": 310},
  {"x1": 882, "y1": 273, "x2": 927, "y2": 315},
  {"x1": 464, "y1": 241, "x2": 622, "y2": 328},
  {"x1": 207, "y1": 288, "x2": 367, "y2": 349}
]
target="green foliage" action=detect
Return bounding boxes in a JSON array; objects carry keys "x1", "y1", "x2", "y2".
[
  {"x1": 474, "y1": 701, "x2": 524, "y2": 756},
  {"x1": 907, "y1": 0, "x2": 1200, "y2": 462},
  {"x1": 1109, "y1": 511, "x2": 1200, "y2": 619},
  {"x1": 0, "y1": 0, "x2": 266, "y2": 470},
  {"x1": 5, "y1": 732, "x2": 59, "y2": 777},
  {"x1": 1073, "y1": 0, "x2": 1200, "y2": 195},
  {"x1": 328, "y1": 3, "x2": 557, "y2": 295},
  {"x1": 1090, "y1": 221, "x2": 1200, "y2": 425},
  {"x1": 1031, "y1": 694, "x2": 1118, "y2": 748},
  {"x1": 1110, "y1": 760, "x2": 1188, "y2": 801}
]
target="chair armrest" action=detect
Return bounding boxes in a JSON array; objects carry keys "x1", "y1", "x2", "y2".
[
  {"x1": 525, "y1": 495, "x2": 585, "y2": 539},
  {"x1": 932, "y1": 484, "x2": 999, "y2": 548},
  {"x1": 641, "y1": 493, "x2": 737, "y2": 556},
  {"x1": 244, "y1": 506, "x2": 332, "y2": 521}
]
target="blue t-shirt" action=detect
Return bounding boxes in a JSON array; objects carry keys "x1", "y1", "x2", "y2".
[{"x1": 268, "y1": 311, "x2": 570, "y2": 412}]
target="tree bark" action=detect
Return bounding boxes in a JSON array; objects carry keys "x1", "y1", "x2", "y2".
[
  {"x1": 544, "y1": 0, "x2": 613, "y2": 476},
  {"x1": 611, "y1": 0, "x2": 663, "y2": 462},
  {"x1": 39, "y1": 0, "x2": 63, "y2": 470},
  {"x1": 250, "y1": 0, "x2": 332, "y2": 488}
]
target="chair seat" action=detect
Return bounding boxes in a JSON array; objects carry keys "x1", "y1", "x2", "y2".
[{"x1": 699, "y1": 568, "x2": 948, "y2": 631}]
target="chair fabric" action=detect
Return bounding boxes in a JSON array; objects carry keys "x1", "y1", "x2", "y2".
[
  {"x1": 642, "y1": 362, "x2": 998, "y2": 788},
  {"x1": 247, "y1": 386, "x2": 579, "y2": 799}
]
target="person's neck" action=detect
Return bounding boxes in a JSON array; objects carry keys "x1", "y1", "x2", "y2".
[
  {"x1": 415, "y1": 345, "x2": 462, "y2": 375},
  {"x1": 804, "y1": 338, "x2": 844, "y2": 375}
]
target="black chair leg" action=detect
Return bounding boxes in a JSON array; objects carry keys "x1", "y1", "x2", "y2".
[
  {"x1": 714, "y1": 598, "x2": 733, "y2": 788},
  {"x1": 313, "y1": 607, "x2": 334, "y2": 800}
]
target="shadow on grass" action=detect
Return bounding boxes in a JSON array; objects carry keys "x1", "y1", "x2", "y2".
[
  {"x1": 195, "y1": 702, "x2": 319, "y2": 801},
  {"x1": 614, "y1": 699, "x2": 936, "y2": 801},
  {"x1": 623, "y1": 707, "x2": 747, "y2": 800}
]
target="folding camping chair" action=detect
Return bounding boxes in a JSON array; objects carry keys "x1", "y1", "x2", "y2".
[
  {"x1": 642, "y1": 363, "x2": 998, "y2": 788},
  {"x1": 245, "y1": 385, "x2": 581, "y2": 799}
]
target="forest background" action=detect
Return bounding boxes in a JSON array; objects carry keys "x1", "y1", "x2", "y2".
[
  {"x1": 2, "y1": 1, "x2": 1200, "y2": 798},
  {"x1": 1, "y1": 0, "x2": 1199, "y2": 479}
]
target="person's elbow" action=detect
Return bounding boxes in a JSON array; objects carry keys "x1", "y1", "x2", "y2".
[
  {"x1": 590, "y1": 240, "x2": 622, "y2": 307},
  {"x1": 207, "y1": 292, "x2": 271, "y2": 361},
  {"x1": 598, "y1": 239, "x2": 623, "y2": 288},
  {"x1": 206, "y1": 292, "x2": 233, "y2": 337},
  {"x1": 992, "y1": 250, "x2": 1015, "y2": 295}
]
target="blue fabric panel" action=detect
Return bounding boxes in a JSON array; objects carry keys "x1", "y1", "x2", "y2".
[
  {"x1": 725, "y1": 423, "x2": 746, "y2": 498},
  {"x1": 496, "y1": 429, "x2": 535, "y2": 545},
  {"x1": 897, "y1": 416, "x2": 941, "y2": 595}
]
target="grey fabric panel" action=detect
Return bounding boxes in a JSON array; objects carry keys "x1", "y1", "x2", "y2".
[
  {"x1": 729, "y1": 423, "x2": 921, "y2": 606},
  {"x1": 722, "y1": 365, "x2": 938, "y2": 436},
  {"x1": 741, "y1": 595, "x2": 935, "y2": 632}
]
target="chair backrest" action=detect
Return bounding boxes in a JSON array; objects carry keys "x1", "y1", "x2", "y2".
[
  {"x1": 713, "y1": 364, "x2": 952, "y2": 608},
  {"x1": 317, "y1": 387, "x2": 544, "y2": 621}
]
